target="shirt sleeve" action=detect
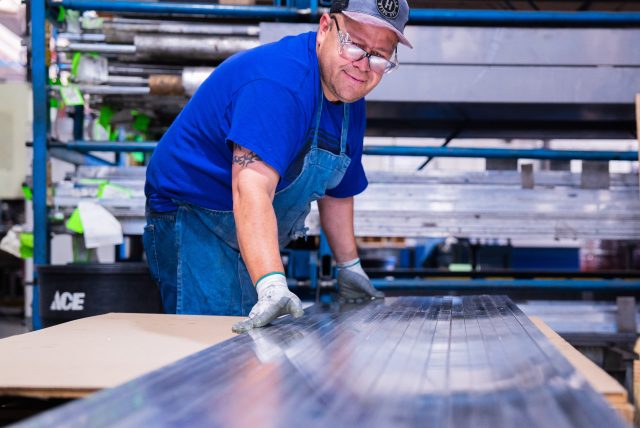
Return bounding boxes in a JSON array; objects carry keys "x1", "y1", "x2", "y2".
[
  {"x1": 326, "y1": 101, "x2": 368, "y2": 198},
  {"x1": 225, "y1": 79, "x2": 307, "y2": 178}
]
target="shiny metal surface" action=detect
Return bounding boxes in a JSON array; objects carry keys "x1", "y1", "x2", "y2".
[{"x1": 16, "y1": 296, "x2": 628, "y2": 428}]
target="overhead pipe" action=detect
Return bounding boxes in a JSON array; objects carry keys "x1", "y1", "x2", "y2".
[
  {"x1": 51, "y1": 142, "x2": 639, "y2": 162},
  {"x1": 50, "y1": 141, "x2": 159, "y2": 152},
  {"x1": 363, "y1": 146, "x2": 638, "y2": 161},
  {"x1": 407, "y1": 9, "x2": 640, "y2": 26},
  {"x1": 50, "y1": 147, "x2": 116, "y2": 166},
  {"x1": 49, "y1": 1, "x2": 303, "y2": 18},
  {"x1": 51, "y1": 1, "x2": 640, "y2": 25},
  {"x1": 371, "y1": 278, "x2": 640, "y2": 290}
]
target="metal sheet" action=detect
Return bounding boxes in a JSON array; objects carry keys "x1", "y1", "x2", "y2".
[{"x1": 15, "y1": 296, "x2": 628, "y2": 428}]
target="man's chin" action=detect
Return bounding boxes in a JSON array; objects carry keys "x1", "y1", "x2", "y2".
[{"x1": 335, "y1": 87, "x2": 368, "y2": 103}]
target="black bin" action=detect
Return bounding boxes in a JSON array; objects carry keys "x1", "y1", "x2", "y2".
[{"x1": 38, "y1": 263, "x2": 163, "y2": 328}]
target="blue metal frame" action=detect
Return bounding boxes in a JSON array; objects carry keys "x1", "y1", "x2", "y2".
[
  {"x1": 408, "y1": 9, "x2": 640, "y2": 26},
  {"x1": 363, "y1": 146, "x2": 638, "y2": 161},
  {"x1": 50, "y1": 1, "x2": 302, "y2": 18},
  {"x1": 371, "y1": 278, "x2": 640, "y2": 290},
  {"x1": 31, "y1": 0, "x2": 47, "y2": 330},
  {"x1": 51, "y1": 142, "x2": 638, "y2": 162},
  {"x1": 50, "y1": 141, "x2": 158, "y2": 152},
  {"x1": 32, "y1": 2, "x2": 640, "y2": 329}
]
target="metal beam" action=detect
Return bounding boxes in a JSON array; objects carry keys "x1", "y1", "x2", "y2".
[
  {"x1": 31, "y1": 0, "x2": 47, "y2": 331},
  {"x1": 49, "y1": 142, "x2": 638, "y2": 161},
  {"x1": 50, "y1": 141, "x2": 158, "y2": 152},
  {"x1": 363, "y1": 146, "x2": 638, "y2": 161},
  {"x1": 371, "y1": 278, "x2": 640, "y2": 290},
  {"x1": 49, "y1": 1, "x2": 303, "y2": 18},
  {"x1": 408, "y1": 9, "x2": 640, "y2": 26}
]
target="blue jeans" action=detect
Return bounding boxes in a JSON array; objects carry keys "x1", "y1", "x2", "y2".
[{"x1": 142, "y1": 205, "x2": 257, "y2": 316}]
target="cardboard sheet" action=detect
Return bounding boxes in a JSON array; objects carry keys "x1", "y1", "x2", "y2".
[{"x1": 0, "y1": 313, "x2": 243, "y2": 398}]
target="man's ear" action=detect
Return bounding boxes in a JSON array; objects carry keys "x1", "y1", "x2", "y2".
[{"x1": 317, "y1": 13, "x2": 332, "y2": 44}]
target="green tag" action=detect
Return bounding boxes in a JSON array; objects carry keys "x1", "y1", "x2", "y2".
[
  {"x1": 65, "y1": 208, "x2": 84, "y2": 234},
  {"x1": 20, "y1": 245, "x2": 33, "y2": 259},
  {"x1": 50, "y1": 98, "x2": 59, "y2": 109},
  {"x1": 449, "y1": 263, "x2": 472, "y2": 272},
  {"x1": 98, "y1": 106, "x2": 114, "y2": 129},
  {"x1": 19, "y1": 232, "x2": 34, "y2": 259},
  {"x1": 131, "y1": 152, "x2": 145, "y2": 163},
  {"x1": 56, "y1": 6, "x2": 66, "y2": 22},
  {"x1": 60, "y1": 85, "x2": 84, "y2": 106},
  {"x1": 71, "y1": 52, "x2": 81, "y2": 77},
  {"x1": 19, "y1": 232, "x2": 34, "y2": 249},
  {"x1": 21, "y1": 185, "x2": 32, "y2": 201},
  {"x1": 97, "y1": 183, "x2": 132, "y2": 199},
  {"x1": 78, "y1": 178, "x2": 108, "y2": 186},
  {"x1": 133, "y1": 114, "x2": 150, "y2": 133}
]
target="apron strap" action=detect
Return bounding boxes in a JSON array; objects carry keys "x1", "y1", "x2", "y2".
[{"x1": 340, "y1": 103, "x2": 349, "y2": 155}]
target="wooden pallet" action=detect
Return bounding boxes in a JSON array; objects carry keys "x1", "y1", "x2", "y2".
[{"x1": 531, "y1": 317, "x2": 634, "y2": 425}]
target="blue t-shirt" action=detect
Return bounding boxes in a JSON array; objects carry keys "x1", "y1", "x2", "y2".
[{"x1": 145, "y1": 31, "x2": 368, "y2": 212}]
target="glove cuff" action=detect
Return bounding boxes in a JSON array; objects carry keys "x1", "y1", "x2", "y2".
[
  {"x1": 255, "y1": 272, "x2": 287, "y2": 296},
  {"x1": 336, "y1": 258, "x2": 360, "y2": 269},
  {"x1": 337, "y1": 258, "x2": 368, "y2": 279}
]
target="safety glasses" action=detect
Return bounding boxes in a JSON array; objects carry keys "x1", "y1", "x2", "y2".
[{"x1": 331, "y1": 15, "x2": 398, "y2": 75}]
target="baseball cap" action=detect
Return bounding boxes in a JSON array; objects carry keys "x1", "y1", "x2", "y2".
[{"x1": 330, "y1": 0, "x2": 412, "y2": 48}]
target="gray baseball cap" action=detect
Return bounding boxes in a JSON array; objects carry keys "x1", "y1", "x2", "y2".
[{"x1": 330, "y1": 0, "x2": 412, "y2": 48}]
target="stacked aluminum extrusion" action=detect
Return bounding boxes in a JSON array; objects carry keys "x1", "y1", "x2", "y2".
[{"x1": 16, "y1": 296, "x2": 629, "y2": 427}]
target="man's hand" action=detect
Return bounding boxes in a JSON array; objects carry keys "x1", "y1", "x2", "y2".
[
  {"x1": 337, "y1": 258, "x2": 385, "y2": 302},
  {"x1": 232, "y1": 273, "x2": 304, "y2": 334}
]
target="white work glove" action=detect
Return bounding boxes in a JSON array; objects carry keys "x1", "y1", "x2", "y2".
[
  {"x1": 336, "y1": 258, "x2": 385, "y2": 302},
  {"x1": 232, "y1": 273, "x2": 304, "y2": 334}
]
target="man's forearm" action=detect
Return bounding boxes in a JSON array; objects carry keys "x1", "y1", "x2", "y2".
[
  {"x1": 233, "y1": 189, "x2": 284, "y2": 284},
  {"x1": 318, "y1": 196, "x2": 358, "y2": 263}
]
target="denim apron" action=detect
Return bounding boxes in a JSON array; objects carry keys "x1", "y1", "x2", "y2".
[{"x1": 143, "y1": 94, "x2": 351, "y2": 316}]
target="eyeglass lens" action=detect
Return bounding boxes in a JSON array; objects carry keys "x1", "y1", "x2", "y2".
[{"x1": 331, "y1": 15, "x2": 396, "y2": 74}]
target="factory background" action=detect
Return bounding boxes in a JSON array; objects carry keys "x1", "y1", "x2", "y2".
[{"x1": 0, "y1": 0, "x2": 639, "y2": 426}]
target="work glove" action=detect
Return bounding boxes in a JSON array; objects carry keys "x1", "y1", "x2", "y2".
[
  {"x1": 232, "y1": 273, "x2": 304, "y2": 334},
  {"x1": 336, "y1": 258, "x2": 385, "y2": 303}
]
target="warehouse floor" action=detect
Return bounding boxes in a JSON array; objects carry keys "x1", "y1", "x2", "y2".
[{"x1": 0, "y1": 314, "x2": 29, "y2": 339}]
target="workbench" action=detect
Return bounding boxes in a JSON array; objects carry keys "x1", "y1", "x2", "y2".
[{"x1": 0, "y1": 296, "x2": 633, "y2": 427}]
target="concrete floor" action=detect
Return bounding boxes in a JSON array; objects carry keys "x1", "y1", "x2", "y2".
[{"x1": 0, "y1": 315, "x2": 29, "y2": 339}]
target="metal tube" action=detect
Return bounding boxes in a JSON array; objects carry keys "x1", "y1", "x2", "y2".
[
  {"x1": 363, "y1": 146, "x2": 638, "y2": 161},
  {"x1": 408, "y1": 9, "x2": 640, "y2": 26},
  {"x1": 371, "y1": 278, "x2": 640, "y2": 290},
  {"x1": 57, "y1": 32, "x2": 106, "y2": 42},
  {"x1": 50, "y1": 142, "x2": 159, "y2": 152},
  {"x1": 74, "y1": 85, "x2": 150, "y2": 95},
  {"x1": 182, "y1": 67, "x2": 214, "y2": 96},
  {"x1": 108, "y1": 65, "x2": 182, "y2": 76},
  {"x1": 31, "y1": 0, "x2": 47, "y2": 330},
  {"x1": 104, "y1": 20, "x2": 259, "y2": 44},
  {"x1": 62, "y1": 42, "x2": 136, "y2": 54},
  {"x1": 49, "y1": 1, "x2": 303, "y2": 18},
  {"x1": 106, "y1": 75, "x2": 149, "y2": 85},
  {"x1": 134, "y1": 35, "x2": 258, "y2": 60},
  {"x1": 49, "y1": 148, "x2": 116, "y2": 166}
]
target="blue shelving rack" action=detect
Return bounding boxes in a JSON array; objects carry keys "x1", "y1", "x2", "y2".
[{"x1": 30, "y1": 1, "x2": 640, "y2": 329}]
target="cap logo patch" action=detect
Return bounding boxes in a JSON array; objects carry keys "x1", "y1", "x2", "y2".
[{"x1": 376, "y1": 0, "x2": 399, "y2": 19}]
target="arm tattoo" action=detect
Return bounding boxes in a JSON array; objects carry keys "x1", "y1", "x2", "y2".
[{"x1": 232, "y1": 145, "x2": 262, "y2": 168}]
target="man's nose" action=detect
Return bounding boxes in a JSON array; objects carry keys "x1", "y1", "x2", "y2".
[{"x1": 352, "y1": 55, "x2": 371, "y2": 72}]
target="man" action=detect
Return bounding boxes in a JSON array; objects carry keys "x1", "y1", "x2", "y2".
[{"x1": 143, "y1": 0, "x2": 412, "y2": 333}]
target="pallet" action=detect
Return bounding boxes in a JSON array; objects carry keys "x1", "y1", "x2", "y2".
[{"x1": 532, "y1": 317, "x2": 634, "y2": 425}]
